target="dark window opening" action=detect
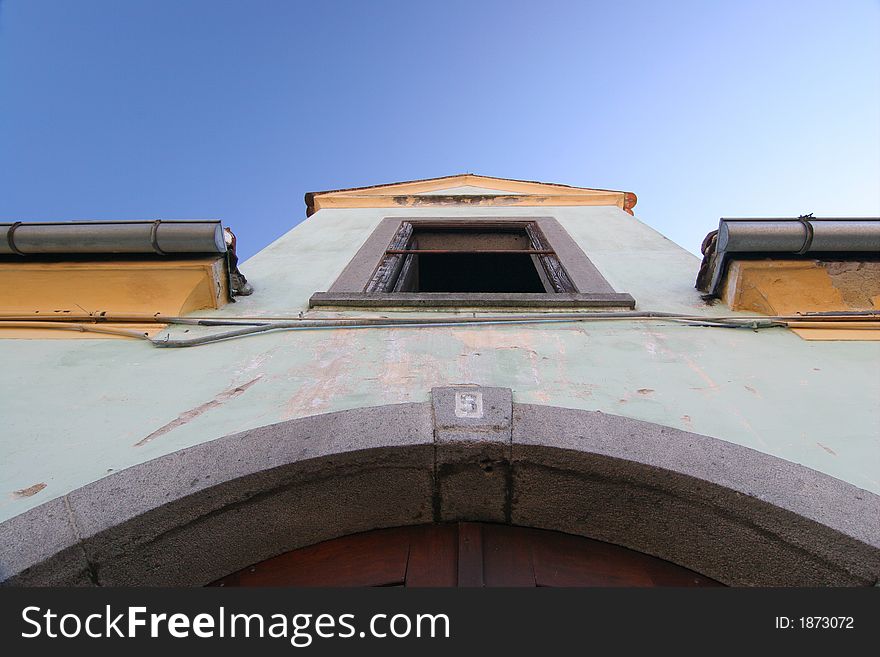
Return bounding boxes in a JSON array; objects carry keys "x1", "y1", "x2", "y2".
[
  {"x1": 416, "y1": 253, "x2": 545, "y2": 292},
  {"x1": 366, "y1": 222, "x2": 576, "y2": 294}
]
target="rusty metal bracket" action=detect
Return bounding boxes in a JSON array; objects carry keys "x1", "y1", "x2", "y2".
[
  {"x1": 150, "y1": 219, "x2": 169, "y2": 255},
  {"x1": 6, "y1": 222, "x2": 25, "y2": 256},
  {"x1": 796, "y1": 213, "x2": 815, "y2": 255}
]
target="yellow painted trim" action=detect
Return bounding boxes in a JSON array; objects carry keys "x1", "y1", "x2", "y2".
[
  {"x1": 721, "y1": 259, "x2": 880, "y2": 341},
  {"x1": 791, "y1": 328, "x2": 880, "y2": 341},
  {"x1": 786, "y1": 321, "x2": 880, "y2": 329},
  {"x1": 721, "y1": 259, "x2": 880, "y2": 315},
  {"x1": 312, "y1": 192, "x2": 627, "y2": 213},
  {"x1": 307, "y1": 175, "x2": 637, "y2": 215},
  {"x1": 0, "y1": 257, "x2": 229, "y2": 322}
]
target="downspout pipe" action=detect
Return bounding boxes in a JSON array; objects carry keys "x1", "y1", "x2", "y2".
[
  {"x1": 702, "y1": 217, "x2": 880, "y2": 297},
  {"x1": 0, "y1": 220, "x2": 227, "y2": 256}
]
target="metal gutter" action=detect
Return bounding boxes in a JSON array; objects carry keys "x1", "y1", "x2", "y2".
[
  {"x1": 697, "y1": 217, "x2": 880, "y2": 296},
  {"x1": 0, "y1": 220, "x2": 227, "y2": 256}
]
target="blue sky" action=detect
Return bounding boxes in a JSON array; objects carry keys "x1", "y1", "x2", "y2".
[{"x1": 1, "y1": 0, "x2": 878, "y2": 260}]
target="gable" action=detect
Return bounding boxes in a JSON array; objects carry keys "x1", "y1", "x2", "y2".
[{"x1": 305, "y1": 174, "x2": 638, "y2": 216}]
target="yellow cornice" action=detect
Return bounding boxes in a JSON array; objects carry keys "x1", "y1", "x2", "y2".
[
  {"x1": 0, "y1": 257, "x2": 229, "y2": 333},
  {"x1": 305, "y1": 174, "x2": 637, "y2": 216},
  {"x1": 312, "y1": 192, "x2": 628, "y2": 213}
]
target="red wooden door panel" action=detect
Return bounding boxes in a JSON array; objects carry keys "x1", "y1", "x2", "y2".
[
  {"x1": 210, "y1": 523, "x2": 721, "y2": 587},
  {"x1": 214, "y1": 526, "x2": 411, "y2": 587},
  {"x1": 481, "y1": 524, "x2": 537, "y2": 586},
  {"x1": 526, "y1": 527, "x2": 716, "y2": 587},
  {"x1": 404, "y1": 523, "x2": 458, "y2": 587}
]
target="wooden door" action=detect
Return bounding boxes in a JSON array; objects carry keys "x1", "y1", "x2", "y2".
[{"x1": 211, "y1": 523, "x2": 720, "y2": 587}]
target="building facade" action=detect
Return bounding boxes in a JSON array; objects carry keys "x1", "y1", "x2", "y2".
[{"x1": 1, "y1": 175, "x2": 878, "y2": 586}]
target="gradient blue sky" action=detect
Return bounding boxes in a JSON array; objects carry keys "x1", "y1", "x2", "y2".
[{"x1": 1, "y1": 0, "x2": 878, "y2": 260}]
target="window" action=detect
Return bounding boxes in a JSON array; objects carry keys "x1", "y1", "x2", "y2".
[
  {"x1": 366, "y1": 221, "x2": 574, "y2": 294},
  {"x1": 310, "y1": 217, "x2": 634, "y2": 309}
]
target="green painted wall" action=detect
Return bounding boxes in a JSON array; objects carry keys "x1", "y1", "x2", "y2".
[{"x1": 1, "y1": 204, "x2": 877, "y2": 522}]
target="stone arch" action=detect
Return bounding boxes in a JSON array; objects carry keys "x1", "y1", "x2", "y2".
[{"x1": 2, "y1": 390, "x2": 878, "y2": 586}]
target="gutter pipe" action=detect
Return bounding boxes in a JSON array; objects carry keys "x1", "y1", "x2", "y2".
[
  {"x1": 702, "y1": 217, "x2": 880, "y2": 296},
  {"x1": 2, "y1": 311, "x2": 877, "y2": 348},
  {"x1": 0, "y1": 220, "x2": 226, "y2": 256}
]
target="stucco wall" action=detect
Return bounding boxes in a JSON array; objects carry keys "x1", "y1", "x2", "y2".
[
  {"x1": 1, "y1": 205, "x2": 878, "y2": 526},
  {"x1": 3, "y1": 393, "x2": 878, "y2": 586}
]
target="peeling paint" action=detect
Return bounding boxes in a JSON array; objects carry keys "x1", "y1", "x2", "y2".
[
  {"x1": 645, "y1": 329, "x2": 719, "y2": 393},
  {"x1": 817, "y1": 442, "x2": 838, "y2": 456},
  {"x1": 282, "y1": 331, "x2": 359, "y2": 419},
  {"x1": 12, "y1": 483, "x2": 46, "y2": 498},
  {"x1": 134, "y1": 375, "x2": 263, "y2": 447},
  {"x1": 684, "y1": 359, "x2": 720, "y2": 394},
  {"x1": 724, "y1": 259, "x2": 880, "y2": 315},
  {"x1": 378, "y1": 332, "x2": 424, "y2": 398},
  {"x1": 235, "y1": 353, "x2": 271, "y2": 377}
]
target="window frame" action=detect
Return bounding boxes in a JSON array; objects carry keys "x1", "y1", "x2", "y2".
[{"x1": 309, "y1": 216, "x2": 634, "y2": 309}]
